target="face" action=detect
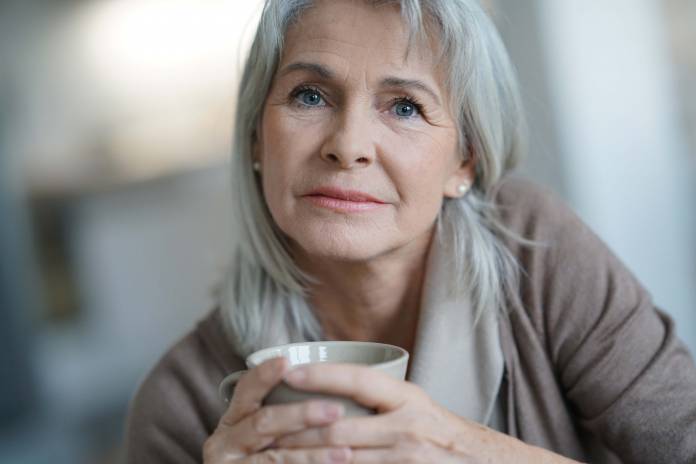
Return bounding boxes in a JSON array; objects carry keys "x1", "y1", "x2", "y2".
[{"x1": 256, "y1": 0, "x2": 472, "y2": 264}]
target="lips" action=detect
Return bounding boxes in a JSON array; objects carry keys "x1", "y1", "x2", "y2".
[
  {"x1": 303, "y1": 186, "x2": 387, "y2": 212},
  {"x1": 305, "y1": 186, "x2": 385, "y2": 203}
]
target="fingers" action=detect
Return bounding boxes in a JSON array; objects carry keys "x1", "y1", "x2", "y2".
[
  {"x1": 274, "y1": 414, "x2": 398, "y2": 449},
  {"x1": 238, "y1": 446, "x2": 352, "y2": 464},
  {"x1": 228, "y1": 400, "x2": 346, "y2": 453},
  {"x1": 222, "y1": 357, "x2": 289, "y2": 426},
  {"x1": 284, "y1": 363, "x2": 417, "y2": 412},
  {"x1": 251, "y1": 401, "x2": 344, "y2": 436},
  {"x1": 349, "y1": 447, "x2": 460, "y2": 464}
]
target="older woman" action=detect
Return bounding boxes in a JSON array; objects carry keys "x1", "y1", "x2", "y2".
[{"x1": 125, "y1": 0, "x2": 696, "y2": 463}]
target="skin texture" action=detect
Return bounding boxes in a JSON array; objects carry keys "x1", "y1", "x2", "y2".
[
  {"x1": 256, "y1": 0, "x2": 472, "y2": 360},
  {"x1": 203, "y1": 359, "x2": 581, "y2": 463},
  {"x1": 203, "y1": 1, "x2": 583, "y2": 462}
]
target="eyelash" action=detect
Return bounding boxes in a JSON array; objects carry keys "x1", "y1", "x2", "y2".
[
  {"x1": 288, "y1": 85, "x2": 425, "y2": 119},
  {"x1": 289, "y1": 85, "x2": 325, "y2": 108},
  {"x1": 386, "y1": 95, "x2": 424, "y2": 119}
]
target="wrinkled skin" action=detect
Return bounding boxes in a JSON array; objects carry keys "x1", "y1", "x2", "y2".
[{"x1": 204, "y1": 1, "x2": 580, "y2": 463}]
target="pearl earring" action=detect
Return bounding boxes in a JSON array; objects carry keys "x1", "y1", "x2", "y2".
[
  {"x1": 457, "y1": 183, "x2": 469, "y2": 195},
  {"x1": 252, "y1": 161, "x2": 261, "y2": 172}
]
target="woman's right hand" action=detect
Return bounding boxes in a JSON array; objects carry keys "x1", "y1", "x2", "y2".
[{"x1": 203, "y1": 357, "x2": 352, "y2": 463}]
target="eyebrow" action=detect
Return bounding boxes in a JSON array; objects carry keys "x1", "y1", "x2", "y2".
[
  {"x1": 278, "y1": 61, "x2": 442, "y2": 105},
  {"x1": 277, "y1": 61, "x2": 335, "y2": 79},
  {"x1": 379, "y1": 76, "x2": 441, "y2": 106}
]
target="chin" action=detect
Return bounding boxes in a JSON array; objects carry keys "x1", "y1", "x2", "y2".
[{"x1": 287, "y1": 222, "x2": 392, "y2": 264}]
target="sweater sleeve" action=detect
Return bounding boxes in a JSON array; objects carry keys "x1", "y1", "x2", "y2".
[
  {"x1": 123, "y1": 322, "x2": 235, "y2": 464},
  {"x1": 499, "y1": 179, "x2": 696, "y2": 464}
]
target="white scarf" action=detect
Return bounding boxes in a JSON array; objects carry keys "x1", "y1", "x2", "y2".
[{"x1": 407, "y1": 234, "x2": 504, "y2": 426}]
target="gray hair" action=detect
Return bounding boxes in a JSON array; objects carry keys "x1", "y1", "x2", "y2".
[{"x1": 219, "y1": 0, "x2": 527, "y2": 357}]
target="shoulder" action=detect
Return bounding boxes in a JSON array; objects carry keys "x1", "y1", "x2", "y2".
[
  {"x1": 491, "y1": 176, "x2": 652, "y2": 364},
  {"x1": 492, "y1": 175, "x2": 586, "y2": 243},
  {"x1": 124, "y1": 308, "x2": 244, "y2": 463},
  {"x1": 491, "y1": 175, "x2": 628, "y2": 286},
  {"x1": 491, "y1": 178, "x2": 696, "y2": 461}
]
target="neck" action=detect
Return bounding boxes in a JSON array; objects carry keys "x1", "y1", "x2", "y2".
[{"x1": 295, "y1": 233, "x2": 433, "y2": 353}]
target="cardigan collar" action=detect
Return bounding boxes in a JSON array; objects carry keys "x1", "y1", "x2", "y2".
[{"x1": 407, "y1": 233, "x2": 504, "y2": 425}]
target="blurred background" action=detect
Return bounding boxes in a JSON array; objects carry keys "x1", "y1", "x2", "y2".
[{"x1": 0, "y1": 0, "x2": 694, "y2": 462}]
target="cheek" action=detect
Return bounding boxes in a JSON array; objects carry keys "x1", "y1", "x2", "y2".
[
  {"x1": 387, "y1": 130, "x2": 458, "y2": 205},
  {"x1": 381, "y1": 130, "x2": 459, "y2": 236},
  {"x1": 260, "y1": 105, "x2": 326, "y2": 167},
  {"x1": 258, "y1": 108, "x2": 324, "y2": 221}
]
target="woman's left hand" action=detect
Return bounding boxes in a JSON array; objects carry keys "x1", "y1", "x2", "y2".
[{"x1": 273, "y1": 363, "x2": 551, "y2": 463}]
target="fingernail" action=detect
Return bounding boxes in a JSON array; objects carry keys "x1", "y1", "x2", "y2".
[
  {"x1": 322, "y1": 402, "x2": 344, "y2": 420},
  {"x1": 284, "y1": 367, "x2": 306, "y2": 384},
  {"x1": 330, "y1": 447, "x2": 350, "y2": 463}
]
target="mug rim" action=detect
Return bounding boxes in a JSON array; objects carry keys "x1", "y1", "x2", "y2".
[{"x1": 246, "y1": 340, "x2": 409, "y2": 370}]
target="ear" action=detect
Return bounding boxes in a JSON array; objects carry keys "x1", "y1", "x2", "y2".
[
  {"x1": 251, "y1": 128, "x2": 262, "y2": 170},
  {"x1": 443, "y1": 156, "x2": 475, "y2": 198}
]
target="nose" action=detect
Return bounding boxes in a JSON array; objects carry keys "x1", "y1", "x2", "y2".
[{"x1": 319, "y1": 106, "x2": 375, "y2": 169}]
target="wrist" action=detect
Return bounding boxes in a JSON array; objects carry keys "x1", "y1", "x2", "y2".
[
  {"x1": 496, "y1": 433, "x2": 584, "y2": 464},
  {"x1": 449, "y1": 415, "x2": 583, "y2": 464}
]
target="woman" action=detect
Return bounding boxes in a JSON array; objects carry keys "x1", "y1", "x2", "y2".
[{"x1": 125, "y1": 0, "x2": 696, "y2": 462}]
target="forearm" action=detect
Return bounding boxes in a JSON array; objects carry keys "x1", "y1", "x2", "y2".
[
  {"x1": 449, "y1": 419, "x2": 584, "y2": 464},
  {"x1": 504, "y1": 435, "x2": 584, "y2": 464}
]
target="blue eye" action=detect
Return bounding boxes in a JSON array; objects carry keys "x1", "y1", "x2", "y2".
[
  {"x1": 295, "y1": 88, "x2": 324, "y2": 106},
  {"x1": 393, "y1": 100, "x2": 419, "y2": 118}
]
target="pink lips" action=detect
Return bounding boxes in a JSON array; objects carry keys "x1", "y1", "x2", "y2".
[{"x1": 303, "y1": 187, "x2": 387, "y2": 212}]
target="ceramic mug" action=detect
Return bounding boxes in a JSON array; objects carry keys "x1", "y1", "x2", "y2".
[{"x1": 219, "y1": 341, "x2": 409, "y2": 417}]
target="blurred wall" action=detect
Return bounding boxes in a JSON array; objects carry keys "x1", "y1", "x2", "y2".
[
  {"x1": 496, "y1": 0, "x2": 696, "y2": 354},
  {"x1": 493, "y1": 0, "x2": 567, "y2": 195},
  {"x1": 0, "y1": 0, "x2": 43, "y2": 430},
  {"x1": 0, "y1": 72, "x2": 37, "y2": 430},
  {"x1": 1, "y1": 1, "x2": 695, "y2": 463}
]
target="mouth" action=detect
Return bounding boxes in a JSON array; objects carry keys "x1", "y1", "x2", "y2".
[{"x1": 303, "y1": 186, "x2": 387, "y2": 212}]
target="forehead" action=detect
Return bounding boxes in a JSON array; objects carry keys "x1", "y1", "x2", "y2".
[{"x1": 281, "y1": 0, "x2": 441, "y2": 77}]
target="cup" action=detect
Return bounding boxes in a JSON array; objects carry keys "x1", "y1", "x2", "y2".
[{"x1": 219, "y1": 341, "x2": 409, "y2": 417}]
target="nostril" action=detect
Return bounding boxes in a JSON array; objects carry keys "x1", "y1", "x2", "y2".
[
  {"x1": 327, "y1": 153, "x2": 339, "y2": 162},
  {"x1": 356, "y1": 157, "x2": 369, "y2": 164}
]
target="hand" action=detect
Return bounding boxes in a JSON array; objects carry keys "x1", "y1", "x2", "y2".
[
  {"x1": 274, "y1": 364, "x2": 579, "y2": 463},
  {"x1": 203, "y1": 357, "x2": 353, "y2": 463}
]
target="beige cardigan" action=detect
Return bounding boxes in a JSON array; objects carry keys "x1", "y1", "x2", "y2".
[{"x1": 124, "y1": 178, "x2": 696, "y2": 463}]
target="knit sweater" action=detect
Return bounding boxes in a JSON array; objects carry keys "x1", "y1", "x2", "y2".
[{"x1": 124, "y1": 178, "x2": 696, "y2": 463}]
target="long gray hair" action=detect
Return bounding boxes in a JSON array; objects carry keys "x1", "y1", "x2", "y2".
[{"x1": 219, "y1": 0, "x2": 527, "y2": 358}]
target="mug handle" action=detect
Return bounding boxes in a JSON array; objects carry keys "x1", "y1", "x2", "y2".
[{"x1": 218, "y1": 370, "x2": 248, "y2": 403}]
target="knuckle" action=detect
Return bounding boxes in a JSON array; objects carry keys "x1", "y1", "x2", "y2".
[
  {"x1": 234, "y1": 371, "x2": 254, "y2": 392},
  {"x1": 304, "y1": 400, "x2": 334, "y2": 424},
  {"x1": 398, "y1": 433, "x2": 436, "y2": 462},
  {"x1": 419, "y1": 442, "x2": 441, "y2": 462},
  {"x1": 261, "y1": 449, "x2": 285, "y2": 464},
  {"x1": 398, "y1": 425, "x2": 424, "y2": 446},
  {"x1": 224, "y1": 397, "x2": 261, "y2": 426},
  {"x1": 202, "y1": 436, "x2": 218, "y2": 462},
  {"x1": 302, "y1": 401, "x2": 318, "y2": 423},
  {"x1": 403, "y1": 408, "x2": 424, "y2": 428},
  {"x1": 252, "y1": 407, "x2": 275, "y2": 434},
  {"x1": 203, "y1": 433, "x2": 245, "y2": 463},
  {"x1": 402, "y1": 383, "x2": 426, "y2": 405},
  {"x1": 321, "y1": 423, "x2": 344, "y2": 446}
]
